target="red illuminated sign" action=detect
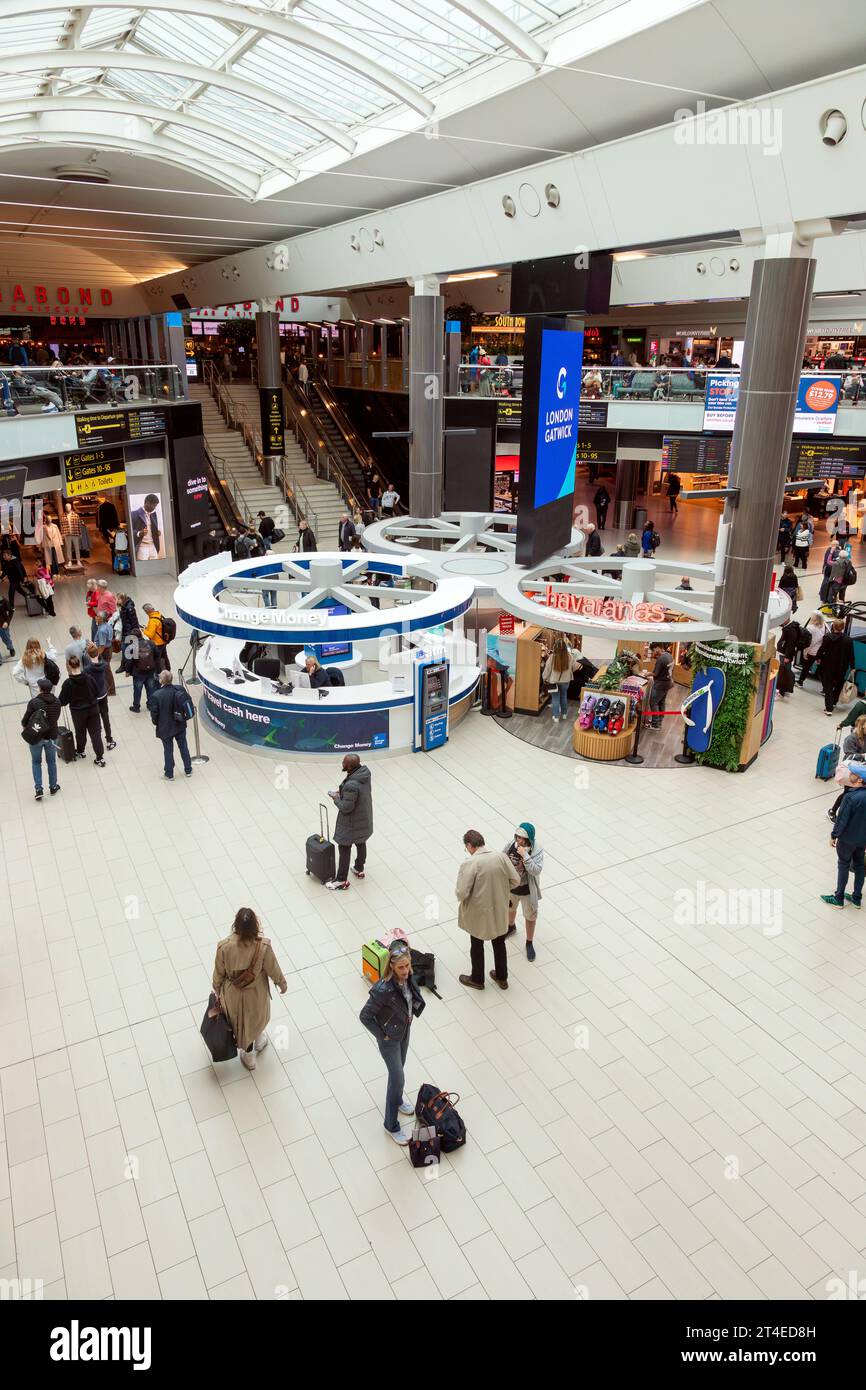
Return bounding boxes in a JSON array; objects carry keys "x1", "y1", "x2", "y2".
[
  {"x1": 532, "y1": 586, "x2": 667, "y2": 623},
  {"x1": 0, "y1": 285, "x2": 113, "y2": 310}
]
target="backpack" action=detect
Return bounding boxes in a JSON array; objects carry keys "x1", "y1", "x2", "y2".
[
  {"x1": 846, "y1": 563, "x2": 857, "y2": 588},
  {"x1": 160, "y1": 615, "x2": 177, "y2": 643},
  {"x1": 593, "y1": 696, "x2": 611, "y2": 731},
  {"x1": 415, "y1": 1084, "x2": 467, "y2": 1154},
  {"x1": 174, "y1": 687, "x2": 194, "y2": 722},
  {"x1": 651, "y1": 530, "x2": 661, "y2": 549},
  {"x1": 795, "y1": 623, "x2": 812, "y2": 652},
  {"x1": 21, "y1": 702, "x2": 51, "y2": 745},
  {"x1": 409, "y1": 948, "x2": 442, "y2": 999},
  {"x1": 43, "y1": 656, "x2": 60, "y2": 686},
  {"x1": 136, "y1": 639, "x2": 156, "y2": 673}
]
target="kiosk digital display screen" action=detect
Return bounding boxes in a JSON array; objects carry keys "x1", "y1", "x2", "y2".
[
  {"x1": 321, "y1": 642, "x2": 350, "y2": 659},
  {"x1": 516, "y1": 317, "x2": 585, "y2": 566}
]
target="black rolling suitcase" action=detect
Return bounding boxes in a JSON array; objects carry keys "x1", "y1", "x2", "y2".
[
  {"x1": 25, "y1": 591, "x2": 44, "y2": 617},
  {"x1": 306, "y1": 803, "x2": 336, "y2": 884},
  {"x1": 56, "y1": 726, "x2": 76, "y2": 764}
]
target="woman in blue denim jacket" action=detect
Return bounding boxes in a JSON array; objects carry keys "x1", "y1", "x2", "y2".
[{"x1": 360, "y1": 941, "x2": 425, "y2": 1145}]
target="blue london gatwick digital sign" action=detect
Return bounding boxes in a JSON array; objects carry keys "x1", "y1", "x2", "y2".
[{"x1": 533, "y1": 326, "x2": 585, "y2": 508}]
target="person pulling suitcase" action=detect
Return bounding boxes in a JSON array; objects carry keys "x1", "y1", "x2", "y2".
[
  {"x1": 57, "y1": 654, "x2": 105, "y2": 766},
  {"x1": 326, "y1": 754, "x2": 373, "y2": 890}
]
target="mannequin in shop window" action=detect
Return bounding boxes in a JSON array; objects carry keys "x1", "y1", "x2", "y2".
[
  {"x1": 41, "y1": 514, "x2": 64, "y2": 575},
  {"x1": 60, "y1": 503, "x2": 84, "y2": 570}
]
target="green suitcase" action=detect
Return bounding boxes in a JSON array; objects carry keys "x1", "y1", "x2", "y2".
[{"x1": 361, "y1": 938, "x2": 389, "y2": 985}]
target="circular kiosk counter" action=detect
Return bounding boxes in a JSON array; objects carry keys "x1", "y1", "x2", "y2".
[{"x1": 175, "y1": 552, "x2": 479, "y2": 755}]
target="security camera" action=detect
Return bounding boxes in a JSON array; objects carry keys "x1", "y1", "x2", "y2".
[{"x1": 821, "y1": 109, "x2": 848, "y2": 145}]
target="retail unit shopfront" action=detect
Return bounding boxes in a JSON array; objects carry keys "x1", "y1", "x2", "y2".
[{"x1": 176, "y1": 552, "x2": 479, "y2": 755}]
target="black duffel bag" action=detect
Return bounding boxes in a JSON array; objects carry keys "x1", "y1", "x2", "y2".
[
  {"x1": 200, "y1": 992, "x2": 237, "y2": 1062},
  {"x1": 415, "y1": 1083, "x2": 467, "y2": 1153}
]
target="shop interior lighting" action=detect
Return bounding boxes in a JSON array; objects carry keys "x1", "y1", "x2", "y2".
[
  {"x1": 612, "y1": 251, "x2": 649, "y2": 262},
  {"x1": 445, "y1": 270, "x2": 499, "y2": 283}
]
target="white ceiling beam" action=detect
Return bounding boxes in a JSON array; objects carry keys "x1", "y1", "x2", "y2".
[
  {"x1": 445, "y1": 0, "x2": 546, "y2": 63},
  {"x1": 0, "y1": 126, "x2": 259, "y2": 198},
  {"x1": 0, "y1": 0, "x2": 435, "y2": 116},
  {"x1": 0, "y1": 49, "x2": 356, "y2": 152},
  {"x1": 0, "y1": 96, "x2": 299, "y2": 180},
  {"x1": 36, "y1": 5, "x2": 91, "y2": 97}
]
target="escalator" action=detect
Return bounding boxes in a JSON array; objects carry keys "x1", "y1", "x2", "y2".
[{"x1": 300, "y1": 375, "x2": 404, "y2": 510}]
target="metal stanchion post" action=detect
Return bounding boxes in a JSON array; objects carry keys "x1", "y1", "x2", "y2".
[
  {"x1": 674, "y1": 719, "x2": 696, "y2": 765},
  {"x1": 178, "y1": 638, "x2": 209, "y2": 764},
  {"x1": 624, "y1": 701, "x2": 644, "y2": 765}
]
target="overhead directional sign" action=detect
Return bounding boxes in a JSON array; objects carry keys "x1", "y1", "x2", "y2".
[{"x1": 63, "y1": 447, "x2": 126, "y2": 496}]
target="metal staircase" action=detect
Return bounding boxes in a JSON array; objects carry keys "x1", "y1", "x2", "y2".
[{"x1": 190, "y1": 382, "x2": 298, "y2": 546}]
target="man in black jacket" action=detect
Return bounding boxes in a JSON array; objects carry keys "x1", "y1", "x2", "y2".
[
  {"x1": 257, "y1": 511, "x2": 276, "y2": 550},
  {"x1": 327, "y1": 755, "x2": 372, "y2": 889},
  {"x1": 58, "y1": 655, "x2": 105, "y2": 765},
  {"x1": 148, "y1": 670, "x2": 193, "y2": 780},
  {"x1": 593, "y1": 484, "x2": 610, "y2": 530},
  {"x1": 0, "y1": 593, "x2": 14, "y2": 660},
  {"x1": 584, "y1": 523, "x2": 604, "y2": 558},
  {"x1": 22, "y1": 675, "x2": 62, "y2": 800}
]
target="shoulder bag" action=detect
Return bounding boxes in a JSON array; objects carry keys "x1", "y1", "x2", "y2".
[{"x1": 232, "y1": 937, "x2": 265, "y2": 990}]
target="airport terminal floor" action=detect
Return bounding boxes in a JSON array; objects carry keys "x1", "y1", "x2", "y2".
[{"x1": 2, "y1": 557, "x2": 864, "y2": 1303}]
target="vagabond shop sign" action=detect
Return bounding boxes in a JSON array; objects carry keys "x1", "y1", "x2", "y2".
[
  {"x1": 530, "y1": 585, "x2": 667, "y2": 623},
  {"x1": 0, "y1": 284, "x2": 113, "y2": 311}
]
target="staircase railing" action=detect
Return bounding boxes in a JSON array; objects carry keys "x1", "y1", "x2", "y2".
[
  {"x1": 282, "y1": 379, "x2": 364, "y2": 516},
  {"x1": 204, "y1": 441, "x2": 254, "y2": 528}
]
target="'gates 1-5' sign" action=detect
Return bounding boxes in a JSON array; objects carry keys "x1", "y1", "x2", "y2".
[{"x1": 0, "y1": 285, "x2": 114, "y2": 309}]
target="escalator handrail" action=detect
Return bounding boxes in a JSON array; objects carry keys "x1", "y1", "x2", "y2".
[{"x1": 307, "y1": 373, "x2": 406, "y2": 515}]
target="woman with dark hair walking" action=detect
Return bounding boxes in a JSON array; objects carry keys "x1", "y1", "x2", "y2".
[{"x1": 212, "y1": 908, "x2": 288, "y2": 1070}]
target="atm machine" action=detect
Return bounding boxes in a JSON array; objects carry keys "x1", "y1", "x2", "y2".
[{"x1": 414, "y1": 656, "x2": 450, "y2": 751}]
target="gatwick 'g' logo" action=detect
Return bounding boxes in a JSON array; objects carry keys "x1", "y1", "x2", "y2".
[{"x1": 556, "y1": 366, "x2": 567, "y2": 399}]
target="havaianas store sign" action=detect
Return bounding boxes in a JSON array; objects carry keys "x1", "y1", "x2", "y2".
[{"x1": 530, "y1": 586, "x2": 668, "y2": 623}]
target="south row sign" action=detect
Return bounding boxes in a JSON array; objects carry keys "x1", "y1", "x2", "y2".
[{"x1": 0, "y1": 285, "x2": 114, "y2": 308}]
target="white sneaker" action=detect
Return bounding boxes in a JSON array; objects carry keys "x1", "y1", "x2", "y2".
[
  {"x1": 239, "y1": 1049, "x2": 256, "y2": 1070},
  {"x1": 386, "y1": 1127, "x2": 410, "y2": 1145},
  {"x1": 398, "y1": 1100, "x2": 415, "y2": 1116},
  {"x1": 325, "y1": 879, "x2": 349, "y2": 891},
  {"x1": 254, "y1": 1032, "x2": 269, "y2": 1051}
]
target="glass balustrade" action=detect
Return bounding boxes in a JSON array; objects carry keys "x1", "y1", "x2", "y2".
[{"x1": 0, "y1": 363, "x2": 184, "y2": 418}]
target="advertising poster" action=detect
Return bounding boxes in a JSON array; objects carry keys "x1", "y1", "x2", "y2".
[
  {"x1": 486, "y1": 629, "x2": 517, "y2": 711},
  {"x1": 794, "y1": 375, "x2": 841, "y2": 435},
  {"x1": 129, "y1": 491, "x2": 166, "y2": 561},
  {"x1": 202, "y1": 684, "x2": 389, "y2": 752},
  {"x1": 704, "y1": 373, "x2": 842, "y2": 434},
  {"x1": 703, "y1": 372, "x2": 739, "y2": 429},
  {"x1": 534, "y1": 326, "x2": 585, "y2": 507},
  {"x1": 172, "y1": 438, "x2": 210, "y2": 537}
]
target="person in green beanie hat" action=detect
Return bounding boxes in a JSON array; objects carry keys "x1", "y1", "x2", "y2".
[{"x1": 504, "y1": 821, "x2": 544, "y2": 961}]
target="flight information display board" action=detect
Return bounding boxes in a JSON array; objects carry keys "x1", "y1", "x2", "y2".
[
  {"x1": 789, "y1": 439, "x2": 866, "y2": 479},
  {"x1": 661, "y1": 435, "x2": 731, "y2": 473}
]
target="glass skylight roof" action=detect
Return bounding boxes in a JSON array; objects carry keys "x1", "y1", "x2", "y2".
[{"x1": 0, "y1": 0, "x2": 602, "y2": 196}]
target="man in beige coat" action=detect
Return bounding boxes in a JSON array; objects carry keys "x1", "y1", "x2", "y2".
[{"x1": 456, "y1": 829, "x2": 521, "y2": 991}]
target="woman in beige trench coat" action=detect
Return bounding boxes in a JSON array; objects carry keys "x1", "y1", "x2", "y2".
[{"x1": 213, "y1": 907, "x2": 288, "y2": 1069}]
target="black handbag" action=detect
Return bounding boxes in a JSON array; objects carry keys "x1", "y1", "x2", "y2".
[
  {"x1": 408, "y1": 1123, "x2": 441, "y2": 1169},
  {"x1": 200, "y1": 992, "x2": 237, "y2": 1062}
]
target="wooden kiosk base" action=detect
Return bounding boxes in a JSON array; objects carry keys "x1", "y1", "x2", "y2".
[{"x1": 572, "y1": 721, "x2": 638, "y2": 761}]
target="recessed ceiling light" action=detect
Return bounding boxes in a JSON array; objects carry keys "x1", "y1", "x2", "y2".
[{"x1": 445, "y1": 270, "x2": 499, "y2": 283}]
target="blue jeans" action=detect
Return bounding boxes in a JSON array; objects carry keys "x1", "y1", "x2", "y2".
[
  {"x1": 162, "y1": 730, "x2": 192, "y2": 777},
  {"x1": 551, "y1": 681, "x2": 570, "y2": 718},
  {"x1": 377, "y1": 1035, "x2": 410, "y2": 1132},
  {"x1": 0, "y1": 626, "x2": 13, "y2": 655},
  {"x1": 30, "y1": 738, "x2": 58, "y2": 792},
  {"x1": 835, "y1": 839, "x2": 865, "y2": 903},
  {"x1": 260, "y1": 535, "x2": 273, "y2": 551},
  {"x1": 132, "y1": 670, "x2": 158, "y2": 710}
]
